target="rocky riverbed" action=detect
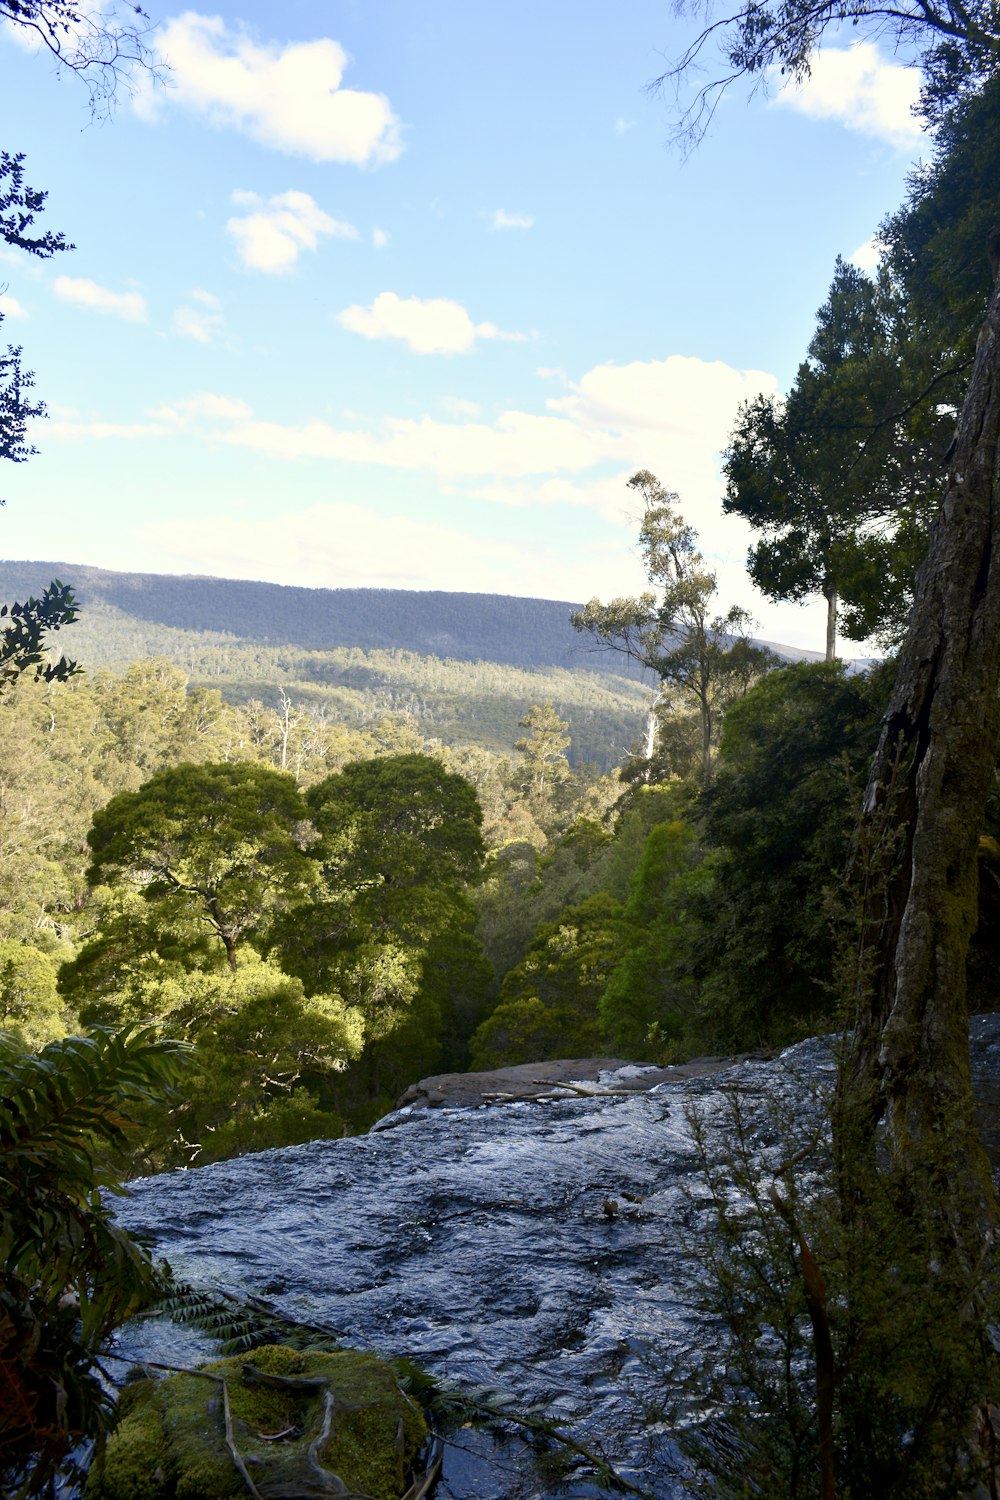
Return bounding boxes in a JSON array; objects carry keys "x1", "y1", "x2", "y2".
[{"x1": 110, "y1": 1017, "x2": 1000, "y2": 1499}]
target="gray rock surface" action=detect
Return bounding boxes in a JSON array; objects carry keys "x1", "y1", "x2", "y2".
[
  {"x1": 393, "y1": 1053, "x2": 768, "y2": 1111},
  {"x1": 110, "y1": 1017, "x2": 1000, "y2": 1499}
]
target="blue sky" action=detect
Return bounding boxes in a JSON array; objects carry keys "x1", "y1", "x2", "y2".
[{"x1": 1, "y1": 2, "x2": 929, "y2": 652}]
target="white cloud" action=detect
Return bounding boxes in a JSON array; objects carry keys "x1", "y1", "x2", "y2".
[
  {"x1": 52, "y1": 277, "x2": 148, "y2": 322},
  {"x1": 614, "y1": 117, "x2": 636, "y2": 135},
  {"x1": 773, "y1": 42, "x2": 923, "y2": 147},
  {"x1": 336, "y1": 292, "x2": 525, "y2": 354},
  {"x1": 849, "y1": 235, "x2": 882, "y2": 272},
  {"x1": 45, "y1": 418, "x2": 168, "y2": 441},
  {"x1": 0, "y1": 293, "x2": 27, "y2": 319},
  {"x1": 91, "y1": 354, "x2": 773, "y2": 507},
  {"x1": 133, "y1": 501, "x2": 623, "y2": 600},
  {"x1": 173, "y1": 288, "x2": 224, "y2": 343},
  {"x1": 220, "y1": 408, "x2": 613, "y2": 476},
  {"x1": 151, "y1": 392, "x2": 254, "y2": 424},
  {"x1": 227, "y1": 190, "x2": 358, "y2": 273},
  {"x1": 488, "y1": 209, "x2": 534, "y2": 230},
  {"x1": 372, "y1": 226, "x2": 389, "y2": 249},
  {"x1": 441, "y1": 396, "x2": 481, "y2": 418},
  {"x1": 138, "y1": 12, "x2": 403, "y2": 165}
]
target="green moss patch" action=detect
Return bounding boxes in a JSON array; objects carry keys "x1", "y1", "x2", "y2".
[{"x1": 87, "y1": 1344, "x2": 426, "y2": 1500}]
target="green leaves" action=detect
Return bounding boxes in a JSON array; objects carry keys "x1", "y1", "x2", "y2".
[
  {"x1": 0, "y1": 1025, "x2": 187, "y2": 1493},
  {"x1": 0, "y1": 580, "x2": 79, "y2": 687},
  {"x1": 86, "y1": 762, "x2": 316, "y2": 970}
]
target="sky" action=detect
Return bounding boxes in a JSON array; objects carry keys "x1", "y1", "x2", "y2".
[{"x1": 0, "y1": 2, "x2": 932, "y2": 653}]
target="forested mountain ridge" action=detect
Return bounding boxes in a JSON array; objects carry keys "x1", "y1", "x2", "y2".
[
  {"x1": 0, "y1": 560, "x2": 631, "y2": 668},
  {"x1": 0, "y1": 560, "x2": 863, "y2": 671},
  {"x1": 0, "y1": 562, "x2": 873, "y2": 768}
]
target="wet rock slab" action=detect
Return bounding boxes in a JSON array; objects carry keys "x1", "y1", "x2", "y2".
[
  {"x1": 393, "y1": 1053, "x2": 767, "y2": 1111},
  {"x1": 112, "y1": 1017, "x2": 1000, "y2": 1499}
]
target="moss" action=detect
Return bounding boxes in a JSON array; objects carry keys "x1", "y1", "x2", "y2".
[
  {"x1": 89, "y1": 1344, "x2": 426, "y2": 1500},
  {"x1": 85, "y1": 1379, "x2": 173, "y2": 1500}
]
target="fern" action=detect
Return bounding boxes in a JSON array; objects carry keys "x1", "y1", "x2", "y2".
[
  {"x1": 0, "y1": 1025, "x2": 188, "y2": 1497},
  {"x1": 145, "y1": 1280, "x2": 345, "y2": 1355}
]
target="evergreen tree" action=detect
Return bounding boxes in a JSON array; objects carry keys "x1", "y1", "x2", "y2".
[{"x1": 724, "y1": 260, "x2": 952, "y2": 653}]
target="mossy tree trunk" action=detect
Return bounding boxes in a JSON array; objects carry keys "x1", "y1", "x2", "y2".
[{"x1": 839, "y1": 246, "x2": 1000, "y2": 1256}]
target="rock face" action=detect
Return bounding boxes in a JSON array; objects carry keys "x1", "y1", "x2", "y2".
[
  {"x1": 393, "y1": 1054, "x2": 765, "y2": 1111},
  {"x1": 111, "y1": 1019, "x2": 1000, "y2": 1499}
]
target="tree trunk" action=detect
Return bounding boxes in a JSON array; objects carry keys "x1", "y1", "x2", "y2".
[
  {"x1": 839, "y1": 252, "x2": 1000, "y2": 1255},
  {"x1": 823, "y1": 581, "x2": 837, "y2": 662}
]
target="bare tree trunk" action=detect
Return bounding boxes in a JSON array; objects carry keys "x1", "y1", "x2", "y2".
[
  {"x1": 839, "y1": 252, "x2": 1000, "y2": 1254},
  {"x1": 824, "y1": 581, "x2": 837, "y2": 663}
]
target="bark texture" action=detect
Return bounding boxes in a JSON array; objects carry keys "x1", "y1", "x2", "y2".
[{"x1": 842, "y1": 256, "x2": 1000, "y2": 1247}]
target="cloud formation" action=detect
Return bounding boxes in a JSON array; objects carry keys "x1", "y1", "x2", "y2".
[
  {"x1": 53, "y1": 277, "x2": 148, "y2": 321},
  {"x1": 774, "y1": 42, "x2": 922, "y2": 147},
  {"x1": 849, "y1": 235, "x2": 882, "y2": 272},
  {"x1": 336, "y1": 292, "x2": 526, "y2": 354},
  {"x1": 227, "y1": 190, "x2": 358, "y2": 273},
  {"x1": 0, "y1": 293, "x2": 27, "y2": 319},
  {"x1": 138, "y1": 12, "x2": 403, "y2": 165},
  {"x1": 134, "y1": 501, "x2": 557, "y2": 595},
  {"x1": 489, "y1": 209, "x2": 534, "y2": 230},
  {"x1": 173, "y1": 288, "x2": 224, "y2": 343}
]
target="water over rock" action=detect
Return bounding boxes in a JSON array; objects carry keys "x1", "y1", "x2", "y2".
[{"x1": 111, "y1": 1016, "x2": 1000, "y2": 1498}]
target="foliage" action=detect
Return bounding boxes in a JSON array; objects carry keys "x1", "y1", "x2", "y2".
[
  {"x1": 882, "y1": 68, "x2": 1000, "y2": 354},
  {"x1": 723, "y1": 260, "x2": 952, "y2": 651},
  {"x1": 599, "y1": 819, "x2": 709, "y2": 1057},
  {"x1": 574, "y1": 470, "x2": 777, "y2": 784},
  {"x1": 0, "y1": 1025, "x2": 187, "y2": 1494},
  {"x1": 678, "y1": 1083, "x2": 1000, "y2": 1498},
  {"x1": 0, "y1": 3, "x2": 160, "y2": 117},
  {"x1": 0, "y1": 940, "x2": 64, "y2": 1048},
  {"x1": 657, "y1": 0, "x2": 1000, "y2": 146},
  {"x1": 86, "y1": 762, "x2": 315, "y2": 971},
  {"x1": 66, "y1": 952, "x2": 363, "y2": 1168},
  {"x1": 0, "y1": 579, "x2": 79, "y2": 687},
  {"x1": 693, "y1": 662, "x2": 884, "y2": 1046},
  {"x1": 469, "y1": 893, "x2": 623, "y2": 1067}
]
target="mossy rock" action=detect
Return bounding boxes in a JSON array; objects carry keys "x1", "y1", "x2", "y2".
[{"x1": 87, "y1": 1343, "x2": 427, "y2": 1500}]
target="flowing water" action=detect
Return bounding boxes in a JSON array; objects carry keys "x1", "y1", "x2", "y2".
[{"x1": 110, "y1": 1016, "x2": 1000, "y2": 1498}]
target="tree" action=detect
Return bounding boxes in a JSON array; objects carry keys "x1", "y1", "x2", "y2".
[
  {"x1": 273, "y1": 754, "x2": 488, "y2": 1115},
  {"x1": 723, "y1": 259, "x2": 953, "y2": 656},
  {"x1": 1, "y1": 149, "x2": 71, "y2": 496},
  {"x1": 658, "y1": 0, "x2": 1000, "y2": 148},
  {"x1": 514, "y1": 701, "x2": 571, "y2": 800},
  {"x1": 306, "y1": 752, "x2": 485, "y2": 902},
  {"x1": 0, "y1": 3, "x2": 159, "y2": 117},
  {"x1": 697, "y1": 661, "x2": 884, "y2": 1043},
  {"x1": 599, "y1": 818, "x2": 707, "y2": 1056},
  {"x1": 0, "y1": 940, "x2": 63, "y2": 1048},
  {"x1": 469, "y1": 893, "x2": 624, "y2": 1068},
  {"x1": 0, "y1": 1025, "x2": 187, "y2": 1495},
  {"x1": 0, "y1": 154, "x2": 80, "y2": 682},
  {"x1": 573, "y1": 470, "x2": 776, "y2": 784},
  {"x1": 657, "y1": 0, "x2": 1000, "y2": 1473},
  {"x1": 85, "y1": 762, "x2": 315, "y2": 972}
]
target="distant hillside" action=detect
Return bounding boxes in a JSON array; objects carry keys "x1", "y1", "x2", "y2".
[
  {"x1": 0, "y1": 562, "x2": 872, "y2": 769},
  {"x1": 0, "y1": 561, "x2": 620, "y2": 670},
  {"x1": 0, "y1": 562, "x2": 655, "y2": 768}
]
